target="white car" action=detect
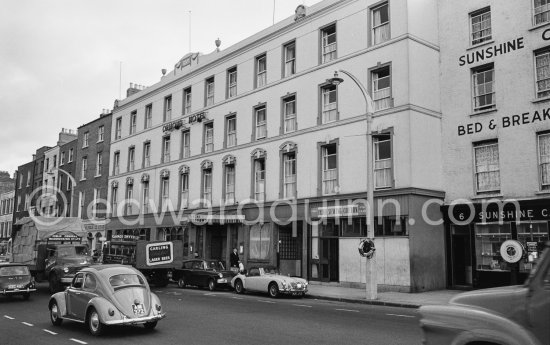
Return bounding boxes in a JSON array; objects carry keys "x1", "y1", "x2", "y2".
[{"x1": 230, "y1": 266, "x2": 308, "y2": 298}]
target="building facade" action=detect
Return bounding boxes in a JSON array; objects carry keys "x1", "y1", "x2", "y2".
[
  {"x1": 440, "y1": 0, "x2": 550, "y2": 288},
  {"x1": 13, "y1": 161, "x2": 34, "y2": 223},
  {"x1": 107, "y1": 0, "x2": 445, "y2": 292},
  {"x1": 0, "y1": 190, "x2": 14, "y2": 241},
  {"x1": 72, "y1": 112, "x2": 113, "y2": 251},
  {"x1": 58, "y1": 137, "x2": 78, "y2": 217}
]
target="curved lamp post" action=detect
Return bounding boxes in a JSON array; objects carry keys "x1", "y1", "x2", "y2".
[{"x1": 328, "y1": 70, "x2": 377, "y2": 300}]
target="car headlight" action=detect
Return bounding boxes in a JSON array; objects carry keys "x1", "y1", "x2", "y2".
[
  {"x1": 218, "y1": 273, "x2": 223, "y2": 278},
  {"x1": 108, "y1": 308, "x2": 115, "y2": 316},
  {"x1": 155, "y1": 304, "x2": 161, "y2": 311},
  {"x1": 63, "y1": 267, "x2": 69, "y2": 273},
  {"x1": 281, "y1": 281, "x2": 287, "y2": 288}
]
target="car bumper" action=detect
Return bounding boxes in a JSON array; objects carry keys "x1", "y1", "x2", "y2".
[
  {"x1": 280, "y1": 287, "x2": 308, "y2": 295},
  {"x1": 216, "y1": 278, "x2": 231, "y2": 284},
  {"x1": 104, "y1": 313, "x2": 166, "y2": 326},
  {"x1": 1, "y1": 287, "x2": 37, "y2": 295}
]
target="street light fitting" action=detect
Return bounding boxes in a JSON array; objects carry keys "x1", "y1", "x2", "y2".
[{"x1": 328, "y1": 71, "x2": 344, "y2": 86}]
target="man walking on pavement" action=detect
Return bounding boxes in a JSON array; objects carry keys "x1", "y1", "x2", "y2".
[{"x1": 230, "y1": 248, "x2": 239, "y2": 272}]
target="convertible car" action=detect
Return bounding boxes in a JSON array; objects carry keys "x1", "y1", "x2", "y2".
[
  {"x1": 230, "y1": 266, "x2": 308, "y2": 298},
  {"x1": 172, "y1": 259, "x2": 236, "y2": 291},
  {"x1": 48, "y1": 264, "x2": 165, "y2": 336},
  {"x1": 0, "y1": 263, "x2": 36, "y2": 300}
]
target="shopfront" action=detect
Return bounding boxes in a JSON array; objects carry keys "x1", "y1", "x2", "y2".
[{"x1": 443, "y1": 199, "x2": 550, "y2": 289}]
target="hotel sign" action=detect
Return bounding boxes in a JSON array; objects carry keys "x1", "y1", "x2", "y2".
[
  {"x1": 162, "y1": 119, "x2": 184, "y2": 132},
  {"x1": 316, "y1": 205, "x2": 367, "y2": 218}
]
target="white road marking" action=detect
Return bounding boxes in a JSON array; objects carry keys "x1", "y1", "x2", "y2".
[
  {"x1": 232, "y1": 297, "x2": 244, "y2": 300},
  {"x1": 335, "y1": 308, "x2": 360, "y2": 312},
  {"x1": 292, "y1": 304, "x2": 312, "y2": 308},
  {"x1": 4, "y1": 315, "x2": 14, "y2": 320},
  {"x1": 204, "y1": 293, "x2": 218, "y2": 296},
  {"x1": 257, "y1": 299, "x2": 275, "y2": 304},
  {"x1": 386, "y1": 313, "x2": 415, "y2": 318},
  {"x1": 43, "y1": 329, "x2": 58, "y2": 335},
  {"x1": 70, "y1": 338, "x2": 87, "y2": 344},
  {"x1": 22, "y1": 322, "x2": 33, "y2": 326}
]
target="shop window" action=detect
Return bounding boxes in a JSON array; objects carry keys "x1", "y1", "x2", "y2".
[
  {"x1": 517, "y1": 222, "x2": 549, "y2": 273},
  {"x1": 341, "y1": 218, "x2": 366, "y2": 237},
  {"x1": 374, "y1": 216, "x2": 408, "y2": 236},
  {"x1": 279, "y1": 226, "x2": 302, "y2": 260},
  {"x1": 319, "y1": 219, "x2": 339, "y2": 237},
  {"x1": 249, "y1": 224, "x2": 271, "y2": 260},
  {"x1": 475, "y1": 223, "x2": 512, "y2": 272}
]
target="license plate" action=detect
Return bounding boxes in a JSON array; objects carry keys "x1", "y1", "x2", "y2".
[{"x1": 132, "y1": 304, "x2": 145, "y2": 315}]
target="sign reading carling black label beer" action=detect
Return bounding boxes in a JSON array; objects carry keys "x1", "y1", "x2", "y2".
[{"x1": 145, "y1": 242, "x2": 174, "y2": 266}]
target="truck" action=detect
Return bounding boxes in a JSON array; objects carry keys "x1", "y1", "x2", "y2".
[
  {"x1": 101, "y1": 234, "x2": 183, "y2": 287},
  {"x1": 10, "y1": 216, "x2": 93, "y2": 293}
]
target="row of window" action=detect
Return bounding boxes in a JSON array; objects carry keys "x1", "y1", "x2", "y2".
[
  {"x1": 81, "y1": 126, "x2": 105, "y2": 148},
  {"x1": 0, "y1": 221, "x2": 12, "y2": 238},
  {"x1": 109, "y1": 135, "x2": 392, "y2": 217},
  {"x1": 474, "y1": 132, "x2": 550, "y2": 194},
  {"x1": 0, "y1": 198, "x2": 13, "y2": 215},
  {"x1": 113, "y1": 2, "x2": 391, "y2": 140}
]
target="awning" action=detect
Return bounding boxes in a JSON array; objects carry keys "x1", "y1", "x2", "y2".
[{"x1": 181, "y1": 213, "x2": 245, "y2": 225}]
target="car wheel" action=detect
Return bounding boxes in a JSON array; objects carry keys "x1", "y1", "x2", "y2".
[
  {"x1": 49, "y1": 274, "x2": 60, "y2": 294},
  {"x1": 208, "y1": 279, "x2": 215, "y2": 291},
  {"x1": 268, "y1": 283, "x2": 280, "y2": 298},
  {"x1": 143, "y1": 321, "x2": 158, "y2": 330},
  {"x1": 177, "y1": 277, "x2": 186, "y2": 289},
  {"x1": 22, "y1": 293, "x2": 30, "y2": 301},
  {"x1": 49, "y1": 301, "x2": 63, "y2": 326},
  {"x1": 87, "y1": 307, "x2": 105, "y2": 336},
  {"x1": 234, "y1": 279, "x2": 244, "y2": 294}
]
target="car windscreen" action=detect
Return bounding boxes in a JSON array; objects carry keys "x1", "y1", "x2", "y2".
[
  {"x1": 75, "y1": 246, "x2": 89, "y2": 256},
  {"x1": 206, "y1": 261, "x2": 225, "y2": 270},
  {"x1": 0, "y1": 266, "x2": 30, "y2": 276},
  {"x1": 261, "y1": 267, "x2": 280, "y2": 275},
  {"x1": 109, "y1": 274, "x2": 146, "y2": 288}
]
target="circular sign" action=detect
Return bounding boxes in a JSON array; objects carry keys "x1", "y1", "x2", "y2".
[{"x1": 500, "y1": 240, "x2": 523, "y2": 263}]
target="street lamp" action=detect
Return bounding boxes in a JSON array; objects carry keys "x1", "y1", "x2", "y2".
[{"x1": 328, "y1": 70, "x2": 377, "y2": 300}]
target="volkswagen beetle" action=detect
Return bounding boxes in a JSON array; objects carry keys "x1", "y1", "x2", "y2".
[
  {"x1": 0, "y1": 263, "x2": 36, "y2": 300},
  {"x1": 231, "y1": 266, "x2": 308, "y2": 298},
  {"x1": 48, "y1": 264, "x2": 165, "y2": 336}
]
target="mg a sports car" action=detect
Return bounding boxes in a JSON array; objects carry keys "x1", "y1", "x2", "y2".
[
  {"x1": 0, "y1": 263, "x2": 36, "y2": 300},
  {"x1": 231, "y1": 266, "x2": 308, "y2": 298},
  {"x1": 48, "y1": 264, "x2": 165, "y2": 336}
]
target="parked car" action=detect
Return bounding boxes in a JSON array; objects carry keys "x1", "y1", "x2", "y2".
[
  {"x1": 48, "y1": 264, "x2": 165, "y2": 336},
  {"x1": 172, "y1": 259, "x2": 236, "y2": 291},
  {"x1": 230, "y1": 266, "x2": 308, "y2": 298},
  {"x1": 0, "y1": 263, "x2": 36, "y2": 300},
  {"x1": 419, "y1": 241, "x2": 550, "y2": 345}
]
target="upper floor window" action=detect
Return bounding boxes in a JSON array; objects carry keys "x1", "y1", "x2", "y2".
[
  {"x1": 227, "y1": 67, "x2": 237, "y2": 98},
  {"x1": 224, "y1": 164, "x2": 235, "y2": 204},
  {"x1": 225, "y1": 115, "x2": 237, "y2": 148},
  {"x1": 81, "y1": 157, "x2": 88, "y2": 180},
  {"x1": 130, "y1": 111, "x2": 137, "y2": 135},
  {"x1": 128, "y1": 147, "x2": 135, "y2": 171},
  {"x1": 474, "y1": 141, "x2": 500, "y2": 193},
  {"x1": 126, "y1": 184, "x2": 134, "y2": 216},
  {"x1": 472, "y1": 64, "x2": 495, "y2": 112},
  {"x1": 321, "y1": 85, "x2": 337, "y2": 124},
  {"x1": 53, "y1": 155, "x2": 57, "y2": 168},
  {"x1": 283, "y1": 95, "x2": 297, "y2": 133},
  {"x1": 255, "y1": 105, "x2": 267, "y2": 140},
  {"x1": 202, "y1": 168, "x2": 212, "y2": 206},
  {"x1": 183, "y1": 87, "x2": 192, "y2": 115},
  {"x1": 205, "y1": 77, "x2": 215, "y2": 106},
  {"x1": 321, "y1": 24, "x2": 336, "y2": 63},
  {"x1": 535, "y1": 49, "x2": 550, "y2": 99},
  {"x1": 256, "y1": 54, "x2": 267, "y2": 88},
  {"x1": 283, "y1": 41, "x2": 296, "y2": 77},
  {"x1": 26, "y1": 170, "x2": 31, "y2": 187},
  {"x1": 115, "y1": 117, "x2": 122, "y2": 140},
  {"x1": 98, "y1": 125, "x2": 104, "y2": 142},
  {"x1": 372, "y1": 2, "x2": 390, "y2": 45},
  {"x1": 162, "y1": 136, "x2": 171, "y2": 163},
  {"x1": 181, "y1": 130, "x2": 191, "y2": 159},
  {"x1": 204, "y1": 122, "x2": 214, "y2": 153},
  {"x1": 179, "y1": 172, "x2": 189, "y2": 209},
  {"x1": 142, "y1": 180, "x2": 150, "y2": 214},
  {"x1": 143, "y1": 141, "x2": 151, "y2": 168},
  {"x1": 372, "y1": 65, "x2": 392, "y2": 111},
  {"x1": 321, "y1": 143, "x2": 338, "y2": 195},
  {"x1": 470, "y1": 8, "x2": 492, "y2": 46},
  {"x1": 96, "y1": 152, "x2": 103, "y2": 176},
  {"x1": 68, "y1": 148, "x2": 74, "y2": 162},
  {"x1": 161, "y1": 176, "x2": 170, "y2": 211},
  {"x1": 534, "y1": 0, "x2": 550, "y2": 25},
  {"x1": 144, "y1": 104, "x2": 152, "y2": 129},
  {"x1": 374, "y1": 134, "x2": 392, "y2": 189},
  {"x1": 538, "y1": 133, "x2": 550, "y2": 190},
  {"x1": 111, "y1": 185, "x2": 118, "y2": 217},
  {"x1": 254, "y1": 158, "x2": 266, "y2": 202},
  {"x1": 113, "y1": 151, "x2": 120, "y2": 175},
  {"x1": 83, "y1": 132, "x2": 89, "y2": 148},
  {"x1": 164, "y1": 96, "x2": 172, "y2": 122},
  {"x1": 283, "y1": 152, "x2": 296, "y2": 199}
]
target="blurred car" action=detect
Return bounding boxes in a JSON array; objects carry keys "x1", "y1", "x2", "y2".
[
  {"x1": 419, "y1": 241, "x2": 550, "y2": 345},
  {"x1": 230, "y1": 266, "x2": 308, "y2": 298},
  {"x1": 172, "y1": 259, "x2": 236, "y2": 291},
  {"x1": 0, "y1": 263, "x2": 36, "y2": 300},
  {"x1": 48, "y1": 264, "x2": 165, "y2": 336}
]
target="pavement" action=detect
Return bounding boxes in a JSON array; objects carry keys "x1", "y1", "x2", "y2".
[{"x1": 305, "y1": 282, "x2": 464, "y2": 308}]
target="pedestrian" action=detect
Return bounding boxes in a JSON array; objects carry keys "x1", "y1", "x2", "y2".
[
  {"x1": 92, "y1": 249, "x2": 100, "y2": 263},
  {"x1": 230, "y1": 248, "x2": 239, "y2": 268},
  {"x1": 194, "y1": 251, "x2": 199, "y2": 258}
]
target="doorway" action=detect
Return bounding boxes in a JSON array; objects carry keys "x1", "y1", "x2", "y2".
[
  {"x1": 320, "y1": 238, "x2": 339, "y2": 282},
  {"x1": 450, "y1": 225, "x2": 472, "y2": 287},
  {"x1": 208, "y1": 225, "x2": 227, "y2": 261}
]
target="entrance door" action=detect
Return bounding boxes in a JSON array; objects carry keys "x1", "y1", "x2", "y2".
[
  {"x1": 209, "y1": 225, "x2": 226, "y2": 261},
  {"x1": 320, "y1": 239, "x2": 338, "y2": 282},
  {"x1": 451, "y1": 225, "x2": 472, "y2": 287}
]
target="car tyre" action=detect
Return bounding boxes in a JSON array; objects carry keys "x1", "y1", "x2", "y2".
[
  {"x1": 49, "y1": 274, "x2": 60, "y2": 294},
  {"x1": 144, "y1": 321, "x2": 158, "y2": 330},
  {"x1": 208, "y1": 279, "x2": 215, "y2": 291},
  {"x1": 49, "y1": 301, "x2": 63, "y2": 326},
  {"x1": 268, "y1": 282, "x2": 280, "y2": 298},
  {"x1": 235, "y1": 279, "x2": 245, "y2": 294},
  {"x1": 87, "y1": 307, "x2": 105, "y2": 336},
  {"x1": 177, "y1": 277, "x2": 186, "y2": 288}
]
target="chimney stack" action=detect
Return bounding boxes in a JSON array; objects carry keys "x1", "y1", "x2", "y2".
[{"x1": 127, "y1": 82, "x2": 141, "y2": 97}]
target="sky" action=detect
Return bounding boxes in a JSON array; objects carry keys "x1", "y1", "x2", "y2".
[{"x1": 0, "y1": 0, "x2": 321, "y2": 176}]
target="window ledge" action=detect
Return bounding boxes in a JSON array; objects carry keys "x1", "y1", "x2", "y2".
[
  {"x1": 94, "y1": 175, "x2": 102, "y2": 178},
  {"x1": 471, "y1": 193, "x2": 503, "y2": 200},
  {"x1": 469, "y1": 108, "x2": 497, "y2": 117},
  {"x1": 535, "y1": 190, "x2": 550, "y2": 195},
  {"x1": 532, "y1": 96, "x2": 550, "y2": 104},
  {"x1": 528, "y1": 21, "x2": 550, "y2": 31},
  {"x1": 466, "y1": 40, "x2": 495, "y2": 52}
]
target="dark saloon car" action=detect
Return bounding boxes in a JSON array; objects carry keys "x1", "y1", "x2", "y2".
[
  {"x1": 48, "y1": 264, "x2": 165, "y2": 336},
  {"x1": 173, "y1": 259, "x2": 237, "y2": 291},
  {"x1": 0, "y1": 263, "x2": 36, "y2": 300}
]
